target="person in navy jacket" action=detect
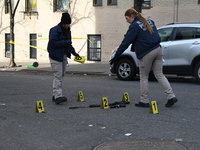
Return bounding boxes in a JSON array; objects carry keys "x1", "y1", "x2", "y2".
[
  {"x1": 110, "y1": 8, "x2": 178, "y2": 108},
  {"x1": 47, "y1": 13, "x2": 79, "y2": 104}
]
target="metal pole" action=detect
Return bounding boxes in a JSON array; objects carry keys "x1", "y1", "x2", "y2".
[
  {"x1": 173, "y1": 0, "x2": 175, "y2": 23},
  {"x1": 176, "y1": 0, "x2": 179, "y2": 22}
]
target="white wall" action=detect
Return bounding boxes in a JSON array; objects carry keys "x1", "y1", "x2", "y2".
[{"x1": 0, "y1": 0, "x2": 200, "y2": 64}]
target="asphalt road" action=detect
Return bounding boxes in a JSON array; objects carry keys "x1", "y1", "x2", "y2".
[{"x1": 0, "y1": 71, "x2": 199, "y2": 150}]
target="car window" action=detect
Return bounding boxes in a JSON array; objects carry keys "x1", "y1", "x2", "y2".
[
  {"x1": 175, "y1": 27, "x2": 196, "y2": 40},
  {"x1": 158, "y1": 27, "x2": 173, "y2": 42},
  {"x1": 195, "y1": 28, "x2": 200, "y2": 38}
]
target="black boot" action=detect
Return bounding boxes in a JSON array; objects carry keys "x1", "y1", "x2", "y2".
[
  {"x1": 55, "y1": 96, "x2": 67, "y2": 104},
  {"x1": 135, "y1": 102, "x2": 150, "y2": 108},
  {"x1": 165, "y1": 97, "x2": 178, "y2": 107}
]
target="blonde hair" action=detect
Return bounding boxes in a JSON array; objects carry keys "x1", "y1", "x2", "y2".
[{"x1": 125, "y1": 8, "x2": 154, "y2": 34}]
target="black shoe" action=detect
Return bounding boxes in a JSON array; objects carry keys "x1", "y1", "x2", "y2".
[
  {"x1": 135, "y1": 102, "x2": 150, "y2": 108},
  {"x1": 165, "y1": 97, "x2": 178, "y2": 107},
  {"x1": 55, "y1": 96, "x2": 67, "y2": 104}
]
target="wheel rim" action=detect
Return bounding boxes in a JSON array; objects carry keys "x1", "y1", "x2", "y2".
[
  {"x1": 198, "y1": 67, "x2": 200, "y2": 78},
  {"x1": 118, "y1": 63, "x2": 131, "y2": 78}
]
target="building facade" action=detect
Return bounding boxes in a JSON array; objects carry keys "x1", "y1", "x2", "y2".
[{"x1": 0, "y1": 0, "x2": 200, "y2": 64}]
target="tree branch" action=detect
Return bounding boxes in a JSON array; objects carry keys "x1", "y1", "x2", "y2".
[{"x1": 13, "y1": 0, "x2": 20, "y2": 16}]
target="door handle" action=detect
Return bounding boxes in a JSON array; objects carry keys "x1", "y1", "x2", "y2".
[{"x1": 162, "y1": 46, "x2": 167, "y2": 49}]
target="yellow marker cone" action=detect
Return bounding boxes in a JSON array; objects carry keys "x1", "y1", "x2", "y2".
[
  {"x1": 74, "y1": 56, "x2": 85, "y2": 64},
  {"x1": 101, "y1": 97, "x2": 109, "y2": 109},
  {"x1": 35, "y1": 100, "x2": 45, "y2": 113},
  {"x1": 149, "y1": 101, "x2": 159, "y2": 114},
  {"x1": 77, "y1": 91, "x2": 85, "y2": 102},
  {"x1": 122, "y1": 92, "x2": 130, "y2": 102}
]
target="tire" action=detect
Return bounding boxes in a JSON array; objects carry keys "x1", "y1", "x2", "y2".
[
  {"x1": 116, "y1": 59, "x2": 136, "y2": 81},
  {"x1": 194, "y1": 62, "x2": 200, "y2": 84}
]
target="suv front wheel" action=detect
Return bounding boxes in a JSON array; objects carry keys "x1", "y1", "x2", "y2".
[
  {"x1": 116, "y1": 59, "x2": 136, "y2": 81},
  {"x1": 194, "y1": 62, "x2": 200, "y2": 83}
]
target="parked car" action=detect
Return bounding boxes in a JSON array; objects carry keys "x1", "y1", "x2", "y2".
[{"x1": 110, "y1": 22, "x2": 200, "y2": 83}]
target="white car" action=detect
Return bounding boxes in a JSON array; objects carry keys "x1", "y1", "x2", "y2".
[{"x1": 110, "y1": 22, "x2": 200, "y2": 83}]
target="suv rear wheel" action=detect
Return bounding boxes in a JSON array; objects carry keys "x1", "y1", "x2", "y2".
[
  {"x1": 194, "y1": 62, "x2": 200, "y2": 83},
  {"x1": 116, "y1": 59, "x2": 136, "y2": 81}
]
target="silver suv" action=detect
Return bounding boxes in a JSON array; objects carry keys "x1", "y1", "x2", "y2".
[{"x1": 110, "y1": 22, "x2": 200, "y2": 83}]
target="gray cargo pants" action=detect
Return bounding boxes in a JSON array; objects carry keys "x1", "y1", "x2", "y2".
[
  {"x1": 49, "y1": 55, "x2": 67, "y2": 99},
  {"x1": 139, "y1": 47, "x2": 175, "y2": 103}
]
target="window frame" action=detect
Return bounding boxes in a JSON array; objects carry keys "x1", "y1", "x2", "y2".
[
  {"x1": 25, "y1": 0, "x2": 37, "y2": 12},
  {"x1": 87, "y1": 34, "x2": 101, "y2": 61},
  {"x1": 142, "y1": 0, "x2": 151, "y2": 9},
  {"x1": 107, "y1": 0, "x2": 117, "y2": 6},
  {"x1": 5, "y1": 33, "x2": 11, "y2": 58},
  {"x1": 30, "y1": 34, "x2": 37, "y2": 59},
  {"x1": 53, "y1": 0, "x2": 69, "y2": 12},
  {"x1": 93, "y1": 0, "x2": 103, "y2": 6}
]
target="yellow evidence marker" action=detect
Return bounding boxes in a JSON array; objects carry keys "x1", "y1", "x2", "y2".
[
  {"x1": 77, "y1": 91, "x2": 85, "y2": 102},
  {"x1": 35, "y1": 100, "x2": 45, "y2": 113},
  {"x1": 149, "y1": 101, "x2": 159, "y2": 114},
  {"x1": 101, "y1": 97, "x2": 109, "y2": 109},
  {"x1": 74, "y1": 56, "x2": 85, "y2": 64},
  {"x1": 122, "y1": 92, "x2": 130, "y2": 102}
]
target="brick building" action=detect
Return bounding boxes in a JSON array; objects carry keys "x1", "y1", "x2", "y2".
[{"x1": 0, "y1": 0, "x2": 200, "y2": 63}]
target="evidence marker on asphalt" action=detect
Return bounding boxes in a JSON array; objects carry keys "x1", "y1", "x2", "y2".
[
  {"x1": 122, "y1": 92, "x2": 130, "y2": 102},
  {"x1": 101, "y1": 97, "x2": 109, "y2": 109},
  {"x1": 77, "y1": 91, "x2": 85, "y2": 102},
  {"x1": 35, "y1": 100, "x2": 45, "y2": 113},
  {"x1": 149, "y1": 101, "x2": 158, "y2": 114}
]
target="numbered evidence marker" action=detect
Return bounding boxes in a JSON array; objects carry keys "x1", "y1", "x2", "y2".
[
  {"x1": 101, "y1": 97, "x2": 109, "y2": 109},
  {"x1": 35, "y1": 100, "x2": 45, "y2": 113},
  {"x1": 149, "y1": 101, "x2": 159, "y2": 114},
  {"x1": 122, "y1": 92, "x2": 130, "y2": 102},
  {"x1": 74, "y1": 56, "x2": 85, "y2": 64},
  {"x1": 77, "y1": 91, "x2": 85, "y2": 102}
]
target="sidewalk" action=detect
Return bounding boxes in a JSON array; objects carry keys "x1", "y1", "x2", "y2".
[{"x1": 0, "y1": 61, "x2": 111, "y2": 76}]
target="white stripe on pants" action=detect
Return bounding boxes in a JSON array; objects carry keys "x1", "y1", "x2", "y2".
[
  {"x1": 49, "y1": 55, "x2": 67, "y2": 99},
  {"x1": 139, "y1": 47, "x2": 175, "y2": 103}
]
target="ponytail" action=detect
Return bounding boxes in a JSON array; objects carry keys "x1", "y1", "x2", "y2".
[{"x1": 125, "y1": 8, "x2": 154, "y2": 34}]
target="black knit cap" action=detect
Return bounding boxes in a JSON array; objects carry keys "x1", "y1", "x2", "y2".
[{"x1": 60, "y1": 13, "x2": 71, "y2": 24}]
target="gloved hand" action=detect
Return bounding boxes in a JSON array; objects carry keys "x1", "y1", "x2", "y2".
[
  {"x1": 74, "y1": 53, "x2": 80, "y2": 57},
  {"x1": 74, "y1": 53, "x2": 82, "y2": 60}
]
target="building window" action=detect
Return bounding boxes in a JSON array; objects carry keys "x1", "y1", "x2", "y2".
[
  {"x1": 53, "y1": 0, "x2": 69, "y2": 12},
  {"x1": 93, "y1": 0, "x2": 102, "y2": 6},
  {"x1": 87, "y1": 35, "x2": 101, "y2": 61},
  {"x1": 30, "y1": 34, "x2": 37, "y2": 59},
  {"x1": 142, "y1": 0, "x2": 151, "y2": 9},
  {"x1": 5, "y1": 34, "x2": 11, "y2": 58},
  {"x1": 25, "y1": 0, "x2": 37, "y2": 12},
  {"x1": 107, "y1": 0, "x2": 117, "y2": 5}
]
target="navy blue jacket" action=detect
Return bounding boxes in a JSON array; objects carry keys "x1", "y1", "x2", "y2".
[
  {"x1": 47, "y1": 24, "x2": 78, "y2": 62},
  {"x1": 115, "y1": 18, "x2": 161, "y2": 59}
]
